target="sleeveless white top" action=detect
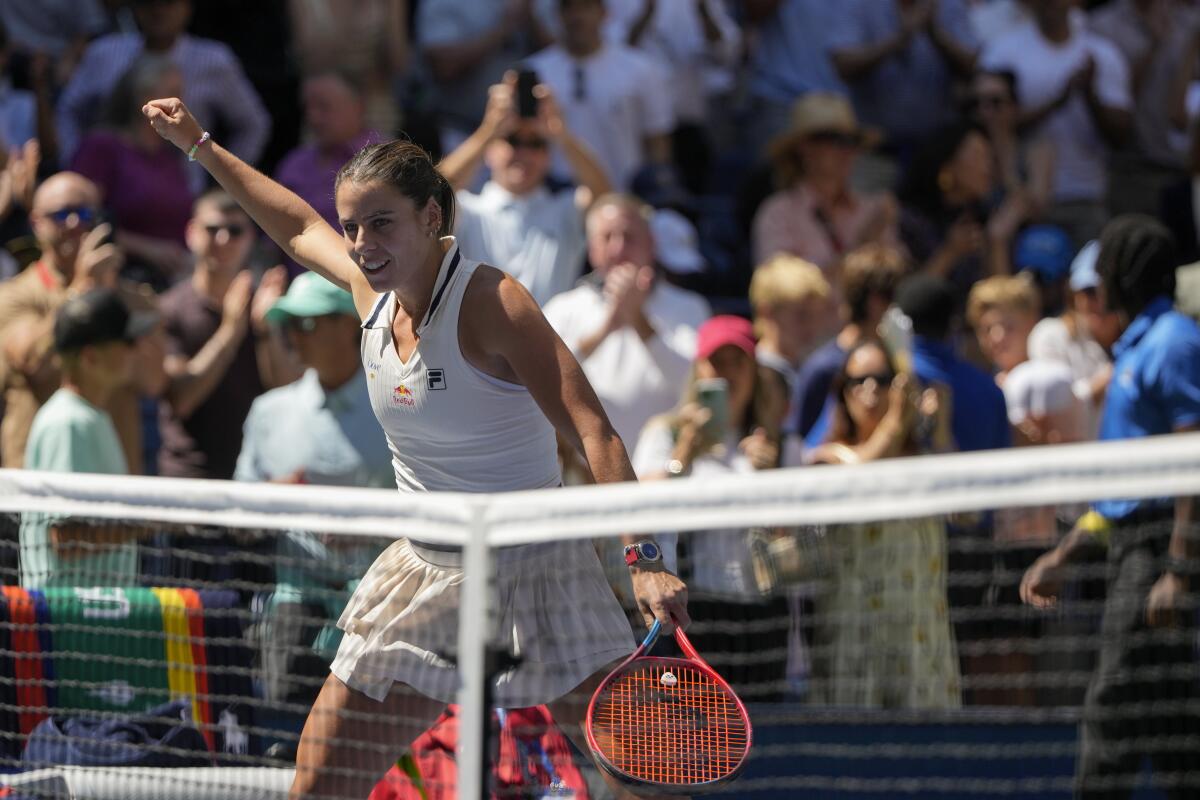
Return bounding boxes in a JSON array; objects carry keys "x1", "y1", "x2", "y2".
[{"x1": 360, "y1": 240, "x2": 561, "y2": 493}]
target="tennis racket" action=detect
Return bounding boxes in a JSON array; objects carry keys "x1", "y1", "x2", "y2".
[{"x1": 585, "y1": 619, "x2": 752, "y2": 794}]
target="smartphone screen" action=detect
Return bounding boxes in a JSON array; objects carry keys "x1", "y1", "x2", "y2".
[
  {"x1": 516, "y1": 69, "x2": 539, "y2": 118},
  {"x1": 695, "y1": 378, "x2": 730, "y2": 442}
]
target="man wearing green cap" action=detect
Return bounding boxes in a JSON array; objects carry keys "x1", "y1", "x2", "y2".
[{"x1": 234, "y1": 272, "x2": 392, "y2": 708}]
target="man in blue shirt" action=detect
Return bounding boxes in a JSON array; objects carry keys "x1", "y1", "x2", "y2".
[
  {"x1": 895, "y1": 274, "x2": 1010, "y2": 453},
  {"x1": 1021, "y1": 216, "x2": 1200, "y2": 798}
]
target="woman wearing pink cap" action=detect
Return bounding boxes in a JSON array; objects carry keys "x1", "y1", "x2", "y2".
[{"x1": 630, "y1": 314, "x2": 794, "y2": 701}]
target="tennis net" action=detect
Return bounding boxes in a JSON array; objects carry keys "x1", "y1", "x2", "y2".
[{"x1": 0, "y1": 433, "x2": 1198, "y2": 799}]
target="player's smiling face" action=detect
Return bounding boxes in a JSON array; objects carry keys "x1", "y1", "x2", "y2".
[{"x1": 336, "y1": 180, "x2": 440, "y2": 292}]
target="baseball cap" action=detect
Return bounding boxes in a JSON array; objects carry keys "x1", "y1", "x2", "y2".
[
  {"x1": 1014, "y1": 224, "x2": 1075, "y2": 283},
  {"x1": 695, "y1": 315, "x2": 756, "y2": 362},
  {"x1": 265, "y1": 273, "x2": 358, "y2": 324},
  {"x1": 1068, "y1": 240, "x2": 1101, "y2": 292},
  {"x1": 54, "y1": 288, "x2": 159, "y2": 353}
]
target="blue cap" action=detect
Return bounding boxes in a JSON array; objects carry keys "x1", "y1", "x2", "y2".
[
  {"x1": 1068, "y1": 240, "x2": 1101, "y2": 292},
  {"x1": 1014, "y1": 225, "x2": 1075, "y2": 283}
]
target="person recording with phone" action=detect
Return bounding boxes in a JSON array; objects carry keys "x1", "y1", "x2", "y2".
[
  {"x1": 438, "y1": 69, "x2": 611, "y2": 307},
  {"x1": 630, "y1": 314, "x2": 792, "y2": 701},
  {"x1": 803, "y1": 338, "x2": 962, "y2": 709}
]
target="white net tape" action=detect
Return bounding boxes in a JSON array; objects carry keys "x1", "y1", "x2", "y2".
[{"x1": 0, "y1": 433, "x2": 1198, "y2": 798}]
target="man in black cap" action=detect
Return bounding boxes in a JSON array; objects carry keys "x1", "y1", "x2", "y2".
[{"x1": 19, "y1": 288, "x2": 158, "y2": 588}]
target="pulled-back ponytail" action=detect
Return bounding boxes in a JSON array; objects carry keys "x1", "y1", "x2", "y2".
[{"x1": 335, "y1": 140, "x2": 455, "y2": 235}]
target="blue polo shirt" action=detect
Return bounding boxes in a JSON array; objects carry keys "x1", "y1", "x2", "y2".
[
  {"x1": 1095, "y1": 297, "x2": 1200, "y2": 520},
  {"x1": 910, "y1": 336, "x2": 1011, "y2": 453}
]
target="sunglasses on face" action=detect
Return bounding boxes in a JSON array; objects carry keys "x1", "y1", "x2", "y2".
[
  {"x1": 44, "y1": 206, "x2": 97, "y2": 225},
  {"x1": 504, "y1": 134, "x2": 549, "y2": 151},
  {"x1": 845, "y1": 372, "x2": 895, "y2": 390},
  {"x1": 204, "y1": 223, "x2": 248, "y2": 238}
]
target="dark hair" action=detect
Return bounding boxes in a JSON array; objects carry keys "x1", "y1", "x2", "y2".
[
  {"x1": 334, "y1": 140, "x2": 455, "y2": 236},
  {"x1": 1096, "y1": 214, "x2": 1178, "y2": 317},
  {"x1": 899, "y1": 122, "x2": 989, "y2": 217},
  {"x1": 840, "y1": 244, "x2": 910, "y2": 324},
  {"x1": 828, "y1": 339, "x2": 900, "y2": 446},
  {"x1": 895, "y1": 273, "x2": 956, "y2": 341}
]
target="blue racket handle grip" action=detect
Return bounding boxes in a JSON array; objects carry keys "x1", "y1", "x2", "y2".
[{"x1": 639, "y1": 619, "x2": 662, "y2": 651}]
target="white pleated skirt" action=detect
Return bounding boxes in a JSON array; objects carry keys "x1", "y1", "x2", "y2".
[{"x1": 330, "y1": 537, "x2": 636, "y2": 707}]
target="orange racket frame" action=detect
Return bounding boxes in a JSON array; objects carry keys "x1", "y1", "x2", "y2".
[{"x1": 584, "y1": 620, "x2": 753, "y2": 794}]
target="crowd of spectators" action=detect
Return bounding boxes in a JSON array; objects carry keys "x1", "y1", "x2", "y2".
[{"x1": 1, "y1": 0, "x2": 1200, "y2": 757}]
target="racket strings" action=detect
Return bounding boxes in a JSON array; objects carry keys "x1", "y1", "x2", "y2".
[{"x1": 591, "y1": 659, "x2": 749, "y2": 785}]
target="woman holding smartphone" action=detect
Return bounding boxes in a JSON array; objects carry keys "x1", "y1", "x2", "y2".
[{"x1": 631, "y1": 314, "x2": 793, "y2": 701}]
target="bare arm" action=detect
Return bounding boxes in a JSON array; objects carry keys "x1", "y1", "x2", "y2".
[
  {"x1": 142, "y1": 99, "x2": 373, "y2": 312},
  {"x1": 437, "y1": 78, "x2": 515, "y2": 191},
  {"x1": 163, "y1": 272, "x2": 252, "y2": 420},
  {"x1": 539, "y1": 86, "x2": 612, "y2": 200},
  {"x1": 463, "y1": 267, "x2": 691, "y2": 631}
]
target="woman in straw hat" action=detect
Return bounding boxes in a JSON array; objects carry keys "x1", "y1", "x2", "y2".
[{"x1": 752, "y1": 93, "x2": 900, "y2": 274}]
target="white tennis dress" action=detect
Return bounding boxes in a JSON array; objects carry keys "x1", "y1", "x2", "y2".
[{"x1": 330, "y1": 239, "x2": 635, "y2": 706}]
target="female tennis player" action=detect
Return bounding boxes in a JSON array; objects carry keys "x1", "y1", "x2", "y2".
[{"x1": 143, "y1": 97, "x2": 689, "y2": 799}]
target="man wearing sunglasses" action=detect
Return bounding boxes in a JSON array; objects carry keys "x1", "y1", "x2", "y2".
[
  {"x1": 0, "y1": 171, "x2": 129, "y2": 469},
  {"x1": 156, "y1": 189, "x2": 298, "y2": 480},
  {"x1": 439, "y1": 71, "x2": 611, "y2": 306}
]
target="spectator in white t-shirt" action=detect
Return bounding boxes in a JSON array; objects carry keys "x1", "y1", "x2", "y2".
[
  {"x1": 981, "y1": 0, "x2": 1133, "y2": 245},
  {"x1": 526, "y1": 0, "x2": 675, "y2": 189},
  {"x1": 438, "y1": 72, "x2": 610, "y2": 306},
  {"x1": 543, "y1": 193, "x2": 708, "y2": 447},
  {"x1": 1026, "y1": 240, "x2": 1117, "y2": 440}
]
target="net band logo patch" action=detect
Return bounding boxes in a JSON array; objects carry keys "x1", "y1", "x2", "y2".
[{"x1": 427, "y1": 369, "x2": 447, "y2": 390}]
